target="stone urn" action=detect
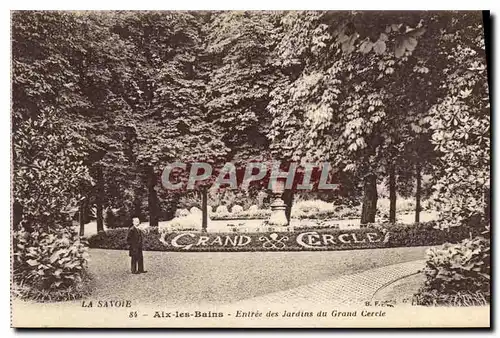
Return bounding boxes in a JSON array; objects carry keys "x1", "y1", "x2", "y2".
[{"x1": 267, "y1": 197, "x2": 288, "y2": 226}]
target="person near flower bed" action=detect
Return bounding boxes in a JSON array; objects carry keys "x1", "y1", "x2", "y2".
[{"x1": 127, "y1": 217, "x2": 147, "y2": 274}]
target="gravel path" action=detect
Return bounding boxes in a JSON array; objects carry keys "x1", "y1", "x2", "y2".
[
  {"x1": 12, "y1": 247, "x2": 436, "y2": 327},
  {"x1": 233, "y1": 260, "x2": 426, "y2": 306},
  {"x1": 84, "y1": 247, "x2": 430, "y2": 306}
]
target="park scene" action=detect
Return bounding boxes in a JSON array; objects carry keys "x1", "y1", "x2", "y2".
[{"x1": 11, "y1": 10, "x2": 490, "y2": 325}]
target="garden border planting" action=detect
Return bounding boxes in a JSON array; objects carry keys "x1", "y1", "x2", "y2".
[{"x1": 88, "y1": 222, "x2": 474, "y2": 252}]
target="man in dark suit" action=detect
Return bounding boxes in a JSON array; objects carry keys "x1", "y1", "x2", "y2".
[{"x1": 126, "y1": 217, "x2": 147, "y2": 274}]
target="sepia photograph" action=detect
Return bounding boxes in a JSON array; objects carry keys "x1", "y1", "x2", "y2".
[{"x1": 10, "y1": 10, "x2": 491, "y2": 328}]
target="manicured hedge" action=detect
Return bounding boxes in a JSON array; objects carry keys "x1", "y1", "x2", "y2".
[
  {"x1": 88, "y1": 222, "x2": 475, "y2": 252},
  {"x1": 382, "y1": 222, "x2": 475, "y2": 248}
]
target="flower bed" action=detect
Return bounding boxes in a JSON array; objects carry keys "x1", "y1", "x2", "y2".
[
  {"x1": 88, "y1": 222, "x2": 473, "y2": 252},
  {"x1": 209, "y1": 204, "x2": 360, "y2": 221},
  {"x1": 210, "y1": 209, "x2": 271, "y2": 220}
]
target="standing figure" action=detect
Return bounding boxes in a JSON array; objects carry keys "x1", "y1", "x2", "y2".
[{"x1": 126, "y1": 217, "x2": 147, "y2": 274}]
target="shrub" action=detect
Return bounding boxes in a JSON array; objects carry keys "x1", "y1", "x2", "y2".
[
  {"x1": 209, "y1": 190, "x2": 263, "y2": 211},
  {"x1": 414, "y1": 235, "x2": 490, "y2": 306},
  {"x1": 412, "y1": 290, "x2": 489, "y2": 307},
  {"x1": 231, "y1": 205, "x2": 244, "y2": 213},
  {"x1": 158, "y1": 213, "x2": 203, "y2": 233},
  {"x1": 377, "y1": 198, "x2": 417, "y2": 217},
  {"x1": 291, "y1": 200, "x2": 361, "y2": 220},
  {"x1": 370, "y1": 221, "x2": 475, "y2": 247},
  {"x1": 190, "y1": 206, "x2": 202, "y2": 214},
  {"x1": 211, "y1": 208, "x2": 271, "y2": 220},
  {"x1": 175, "y1": 208, "x2": 190, "y2": 217},
  {"x1": 292, "y1": 199, "x2": 334, "y2": 215},
  {"x1": 13, "y1": 226, "x2": 91, "y2": 301},
  {"x1": 248, "y1": 205, "x2": 259, "y2": 212},
  {"x1": 89, "y1": 227, "x2": 165, "y2": 251},
  {"x1": 105, "y1": 207, "x2": 132, "y2": 229},
  {"x1": 215, "y1": 205, "x2": 229, "y2": 214},
  {"x1": 12, "y1": 269, "x2": 93, "y2": 302},
  {"x1": 170, "y1": 214, "x2": 202, "y2": 232},
  {"x1": 210, "y1": 200, "x2": 363, "y2": 221}
]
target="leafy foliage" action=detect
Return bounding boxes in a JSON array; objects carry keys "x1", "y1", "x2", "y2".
[
  {"x1": 13, "y1": 11, "x2": 489, "y2": 230},
  {"x1": 210, "y1": 208, "x2": 271, "y2": 220},
  {"x1": 428, "y1": 14, "x2": 490, "y2": 227},
  {"x1": 205, "y1": 11, "x2": 281, "y2": 162},
  {"x1": 12, "y1": 11, "x2": 134, "y2": 230},
  {"x1": 415, "y1": 235, "x2": 490, "y2": 305},
  {"x1": 13, "y1": 227, "x2": 90, "y2": 295},
  {"x1": 13, "y1": 111, "x2": 91, "y2": 229},
  {"x1": 11, "y1": 12, "x2": 490, "y2": 304}
]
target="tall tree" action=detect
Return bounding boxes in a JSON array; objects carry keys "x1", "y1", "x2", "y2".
[
  {"x1": 268, "y1": 11, "x2": 454, "y2": 224},
  {"x1": 12, "y1": 11, "x2": 97, "y2": 230},
  {"x1": 111, "y1": 11, "x2": 227, "y2": 227},
  {"x1": 428, "y1": 12, "x2": 490, "y2": 228}
]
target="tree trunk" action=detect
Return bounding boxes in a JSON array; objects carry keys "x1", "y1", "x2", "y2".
[
  {"x1": 83, "y1": 197, "x2": 90, "y2": 224},
  {"x1": 147, "y1": 166, "x2": 159, "y2": 227},
  {"x1": 361, "y1": 173, "x2": 377, "y2": 226},
  {"x1": 282, "y1": 190, "x2": 294, "y2": 226},
  {"x1": 201, "y1": 188, "x2": 208, "y2": 232},
  {"x1": 389, "y1": 163, "x2": 397, "y2": 223},
  {"x1": 13, "y1": 200, "x2": 23, "y2": 231},
  {"x1": 96, "y1": 165, "x2": 104, "y2": 233},
  {"x1": 79, "y1": 198, "x2": 85, "y2": 237},
  {"x1": 415, "y1": 165, "x2": 422, "y2": 223},
  {"x1": 484, "y1": 187, "x2": 491, "y2": 224}
]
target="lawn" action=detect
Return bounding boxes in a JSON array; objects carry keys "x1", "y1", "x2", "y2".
[{"x1": 83, "y1": 246, "x2": 430, "y2": 306}]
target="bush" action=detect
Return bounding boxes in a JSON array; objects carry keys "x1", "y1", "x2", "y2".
[
  {"x1": 211, "y1": 208, "x2": 271, "y2": 220},
  {"x1": 159, "y1": 213, "x2": 203, "y2": 233},
  {"x1": 12, "y1": 269, "x2": 93, "y2": 302},
  {"x1": 105, "y1": 207, "x2": 132, "y2": 229},
  {"x1": 370, "y1": 221, "x2": 475, "y2": 247},
  {"x1": 413, "y1": 235, "x2": 490, "y2": 306},
  {"x1": 377, "y1": 198, "x2": 417, "y2": 217},
  {"x1": 248, "y1": 205, "x2": 259, "y2": 212},
  {"x1": 89, "y1": 227, "x2": 165, "y2": 251},
  {"x1": 175, "y1": 208, "x2": 190, "y2": 217},
  {"x1": 413, "y1": 290, "x2": 489, "y2": 307},
  {"x1": 292, "y1": 199, "x2": 334, "y2": 216},
  {"x1": 290, "y1": 200, "x2": 361, "y2": 220},
  {"x1": 13, "y1": 226, "x2": 91, "y2": 301},
  {"x1": 231, "y1": 205, "x2": 244, "y2": 213},
  {"x1": 190, "y1": 206, "x2": 202, "y2": 214},
  {"x1": 215, "y1": 205, "x2": 229, "y2": 214},
  {"x1": 210, "y1": 200, "x2": 362, "y2": 221}
]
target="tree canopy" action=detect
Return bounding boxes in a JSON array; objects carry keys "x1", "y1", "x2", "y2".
[{"x1": 12, "y1": 11, "x2": 490, "y2": 230}]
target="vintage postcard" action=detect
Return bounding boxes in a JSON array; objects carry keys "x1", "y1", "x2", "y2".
[{"x1": 11, "y1": 10, "x2": 490, "y2": 328}]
